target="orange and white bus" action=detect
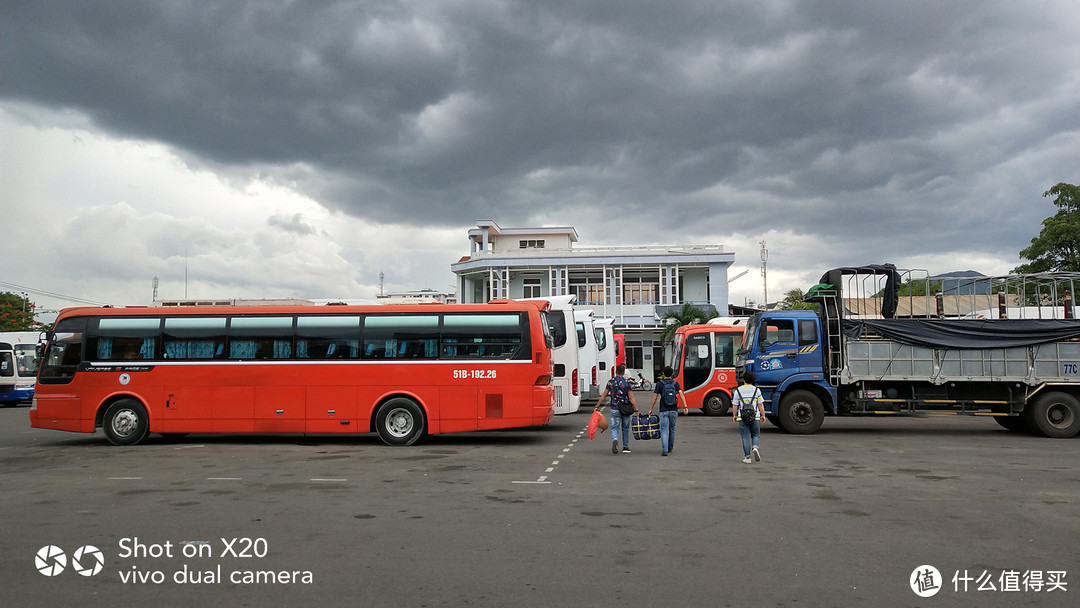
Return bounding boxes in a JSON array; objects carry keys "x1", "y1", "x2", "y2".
[
  {"x1": 670, "y1": 324, "x2": 743, "y2": 416},
  {"x1": 31, "y1": 300, "x2": 555, "y2": 446}
]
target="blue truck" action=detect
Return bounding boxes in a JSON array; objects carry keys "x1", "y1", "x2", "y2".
[{"x1": 735, "y1": 265, "x2": 1080, "y2": 438}]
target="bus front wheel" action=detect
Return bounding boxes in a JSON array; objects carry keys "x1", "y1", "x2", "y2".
[
  {"x1": 1026, "y1": 392, "x2": 1080, "y2": 438},
  {"x1": 102, "y1": 399, "x2": 150, "y2": 446},
  {"x1": 777, "y1": 390, "x2": 824, "y2": 434},
  {"x1": 376, "y1": 398, "x2": 426, "y2": 446},
  {"x1": 702, "y1": 392, "x2": 731, "y2": 416}
]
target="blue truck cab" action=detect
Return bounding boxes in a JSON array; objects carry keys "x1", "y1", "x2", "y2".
[{"x1": 736, "y1": 310, "x2": 835, "y2": 433}]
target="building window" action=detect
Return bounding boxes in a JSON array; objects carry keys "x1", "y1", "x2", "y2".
[
  {"x1": 569, "y1": 275, "x2": 605, "y2": 305},
  {"x1": 623, "y1": 276, "x2": 659, "y2": 304},
  {"x1": 625, "y1": 339, "x2": 644, "y2": 370},
  {"x1": 519, "y1": 239, "x2": 545, "y2": 249},
  {"x1": 522, "y1": 277, "x2": 542, "y2": 299}
]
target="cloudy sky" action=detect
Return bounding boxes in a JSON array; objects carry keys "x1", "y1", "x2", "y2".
[{"x1": 2, "y1": 0, "x2": 1077, "y2": 320}]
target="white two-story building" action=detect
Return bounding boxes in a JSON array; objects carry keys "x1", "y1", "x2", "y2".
[{"x1": 450, "y1": 220, "x2": 736, "y2": 380}]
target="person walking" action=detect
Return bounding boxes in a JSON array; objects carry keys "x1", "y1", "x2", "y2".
[
  {"x1": 733, "y1": 371, "x2": 766, "y2": 463},
  {"x1": 595, "y1": 363, "x2": 638, "y2": 454},
  {"x1": 648, "y1": 366, "x2": 688, "y2": 456}
]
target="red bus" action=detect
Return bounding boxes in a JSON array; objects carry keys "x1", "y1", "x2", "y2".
[
  {"x1": 670, "y1": 324, "x2": 743, "y2": 415},
  {"x1": 31, "y1": 300, "x2": 555, "y2": 446}
]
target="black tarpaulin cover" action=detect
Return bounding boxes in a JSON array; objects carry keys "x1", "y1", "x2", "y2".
[
  {"x1": 842, "y1": 318, "x2": 1080, "y2": 349},
  {"x1": 819, "y1": 264, "x2": 902, "y2": 318}
]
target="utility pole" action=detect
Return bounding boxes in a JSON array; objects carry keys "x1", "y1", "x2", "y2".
[{"x1": 760, "y1": 240, "x2": 769, "y2": 307}]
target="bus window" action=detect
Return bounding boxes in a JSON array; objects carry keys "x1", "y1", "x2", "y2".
[
  {"x1": 296, "y1": 315, "x2": 360, "y2": 359},
  {"x1": 715, "y1": 333, "x2": 739, "y2": 367},
  {"x1": 38, "y1": 318, "x2": 86, "y2": 383},
  {"x1": 363, "y1": 315, "x2": 438, "y2": 359},
  {"x1": 442, "y1": 313, "x2": 527, "y2": 359},
  {"x1": 87, "y1": 317, "x2": 160, "y2": 361},
  {"x1": 229, "y1": 316, "x2": 293, "y2": 359},
  {"x1": 164, "y1": 317, "x2": 227, "y2": 359}
]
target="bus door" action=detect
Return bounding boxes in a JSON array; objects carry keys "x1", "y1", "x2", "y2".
[{"x1": 679, "y1": 332, "x2": 713, "y2": 394}]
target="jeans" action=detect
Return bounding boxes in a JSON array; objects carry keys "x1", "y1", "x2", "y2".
[
  {"x1": 739, "y1": 419, "x2": 760, "y2": 457},
  {"x1": 659, "y1": 410, "x2": 678, "y2": 454},
  {"x1": 610, "y1": 409, "x2": 631, "y2": 446}
]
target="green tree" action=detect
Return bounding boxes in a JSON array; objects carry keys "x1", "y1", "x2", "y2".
[
  {"x1": 657, "y1": 303, "x2": 718, "y2": 344},
  {"x1": 779, "y1": 287, "x2": 820, "y2": 311},
  {"x1": 0, "y1": 292, "x2": 44, "y2": 331},
  {"x1": 1014, "y1": 182, "x2": 1080, "y2": 273}
]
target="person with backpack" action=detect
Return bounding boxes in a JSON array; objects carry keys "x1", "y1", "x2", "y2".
[
  {"x1": 647, "y1": 366, "x2": 688, "y2": 456},
  {"x1": 732, "y1": 371, "x2": 766, "y2": 463},
  {"x1": 595, "y1": 363, "x2": 639, "y2": 454}
]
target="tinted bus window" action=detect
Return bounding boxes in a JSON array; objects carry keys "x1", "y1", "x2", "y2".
[
  {"x1": 87, "y1": 317, "x2": 160, "y2": 361},
  {"x1": 441, "y1": 313, "x2": 527, "y2": 359},
  {"x1": 548, "y1": 313, "x2": 568, "y2": 348},
  {"x1": 164, "y1": 317, "x2": 227, "y2": 359},
  {"x1": 296, "y1": 316, "x2": 360, "y2": 359},
  {"x1": 229, "y1": 316, "x2": 293, "y2": 359},
  {"x1": 363, "y1": 315, "x2": 438, "y2": 359},
  {"x1": 38, "y1": 318, "x2": 86, "y2": 383},
  {"x1": 715, "y1": 333, "x2": 739, "y2": 367}
]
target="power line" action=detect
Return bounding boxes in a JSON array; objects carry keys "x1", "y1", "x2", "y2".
[{"x1": 0, "y1": 280, "x2": 111, "y2": 306}]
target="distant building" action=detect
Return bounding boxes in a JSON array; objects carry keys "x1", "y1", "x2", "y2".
[
  {"x1": 154, "y1": 298, "x2": 315, "y2": 307},
  {"x1": 450, "y1": 220, "x2": 736, "y2": 378},
  {"x1": 375, "y1": 288, "x2": 457, "y2": 305}
]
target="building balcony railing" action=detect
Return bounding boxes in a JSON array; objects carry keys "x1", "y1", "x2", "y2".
[{"x1": 463, "y1": 244, "x2": 731, "y2": 259}]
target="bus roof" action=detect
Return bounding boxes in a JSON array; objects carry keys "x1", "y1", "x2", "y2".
[{"x1": 52, "y1": 300, "x2": 548, "y2": 321}]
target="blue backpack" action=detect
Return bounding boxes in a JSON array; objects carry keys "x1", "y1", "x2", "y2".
[{"x1": 660, "y1": 379, "x2": 679, "y2": 407}]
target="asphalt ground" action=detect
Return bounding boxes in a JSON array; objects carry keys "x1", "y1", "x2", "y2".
[{"x1": 1, "y1": 393, "x2": 1076, "y2": 608}]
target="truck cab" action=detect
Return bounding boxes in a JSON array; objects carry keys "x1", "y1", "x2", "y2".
[{"x1": 737, "y1": 310, "x2": 834, "y2": 433}]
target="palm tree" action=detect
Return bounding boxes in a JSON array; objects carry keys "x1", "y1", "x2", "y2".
[{"x1": 657, "y1": 303, "x2": 718, "y2": 345}]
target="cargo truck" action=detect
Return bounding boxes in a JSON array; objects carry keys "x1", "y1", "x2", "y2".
[{"x1": 736, "y1": 264, "x2": 1080, "y2": 438}]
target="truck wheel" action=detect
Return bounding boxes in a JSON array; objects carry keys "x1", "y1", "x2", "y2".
[
  {"x1": 375, "y1": 398, "x2": 426, "y2": 446},
  {"x1": 778, "y1": 390, "x2": 824, "y2": 434},
  {"x1": 702, "y1": 392, "x2": 730, "y2": 416},
  {"x1": 1025, "y1": 392, "x2": 1080, "y2": 438},
  {"x1": 102, "y1": 399, "x2": 150, "y2": 446}
]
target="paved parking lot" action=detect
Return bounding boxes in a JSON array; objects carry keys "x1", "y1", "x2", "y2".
[{"x1": 1, "y1": 398, "x2": 1076, "y2": 607}]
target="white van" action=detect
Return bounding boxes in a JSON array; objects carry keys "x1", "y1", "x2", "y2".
[
  {"x1": 521, "y1": 295, "x2": 580, "y2": 414},
  {"x1": 0, "y1": 331, "x2": 43, "y2": 406},
  {"x1": 574, "y1": 309, "x2": 599, "y2": 401},
  {"x1": 593, "y1": 318, "x2": 616, "y2": 395}
]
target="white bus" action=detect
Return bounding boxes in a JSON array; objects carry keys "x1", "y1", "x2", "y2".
[
  {"x1": 522, "y1": 295, "x2": 580, "y2": 414},
  {"x1": 574, "y1": 309, "x2": 599, "y2": 401},
  {"x1": 0, "y1": 331, "x2": 43, "y2": 406},
  {"x1": 593, "y1": 318, "x2": 616, "y2": 395}
]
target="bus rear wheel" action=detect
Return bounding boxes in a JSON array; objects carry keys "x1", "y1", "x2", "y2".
[
  {"x1": 1026, "y1": 392, "x2": 1080, "y2": 438},
  {"x1": 102, "y1": 399, "x2": 150, "y2": 446},
  {"x1": 375, "y1": 398, "x2": 426, "y2": 446},
  {"x1": 777, "y1": 390, "x2": 824, "y2": 434},
  {"x1": 702, "y1": 392, "x2": 731, "y2": 416}
]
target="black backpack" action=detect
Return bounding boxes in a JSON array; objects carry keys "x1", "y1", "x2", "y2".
[{"x1": 737, "y1": 387, "x2": 760, "y2": 421}]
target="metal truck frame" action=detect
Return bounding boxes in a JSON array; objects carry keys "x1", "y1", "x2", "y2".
[{"x1": 736, "y1": 265, "x2": 1080, "y2": 438}]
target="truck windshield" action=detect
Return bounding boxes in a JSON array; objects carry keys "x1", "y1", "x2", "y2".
[{"x1": 741, "y1": 313, "x2": 762, "y2": 353}]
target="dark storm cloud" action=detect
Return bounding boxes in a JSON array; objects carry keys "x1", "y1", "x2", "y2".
[{"x1": 3, "y1": 0, "x2": 1077, "y2": 265}]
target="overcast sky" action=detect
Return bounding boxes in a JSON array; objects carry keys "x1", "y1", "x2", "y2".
[{"x1": 2, "y1": 0, "x2": 1077, "y2": 320}]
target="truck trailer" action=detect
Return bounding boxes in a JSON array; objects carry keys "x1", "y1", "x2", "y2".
[{"x1": 736, "y1": 265, "x2": 1080, "y2": 438}]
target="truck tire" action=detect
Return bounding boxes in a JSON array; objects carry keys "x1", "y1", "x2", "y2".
[
  {"x1": 1025, "y1": 392, "x2": 1080, "y2": 439},
  {"x1": 777, "y1": 390, "x2": 824, "y2": 434},
  {"x1": 702, "y1": 391, "x2": 730, "y2": 416}
]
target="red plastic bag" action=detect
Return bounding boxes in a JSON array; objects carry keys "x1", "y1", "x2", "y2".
[{"x1": 587, "y1": 409, "x2": 609, "y2": 439}]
